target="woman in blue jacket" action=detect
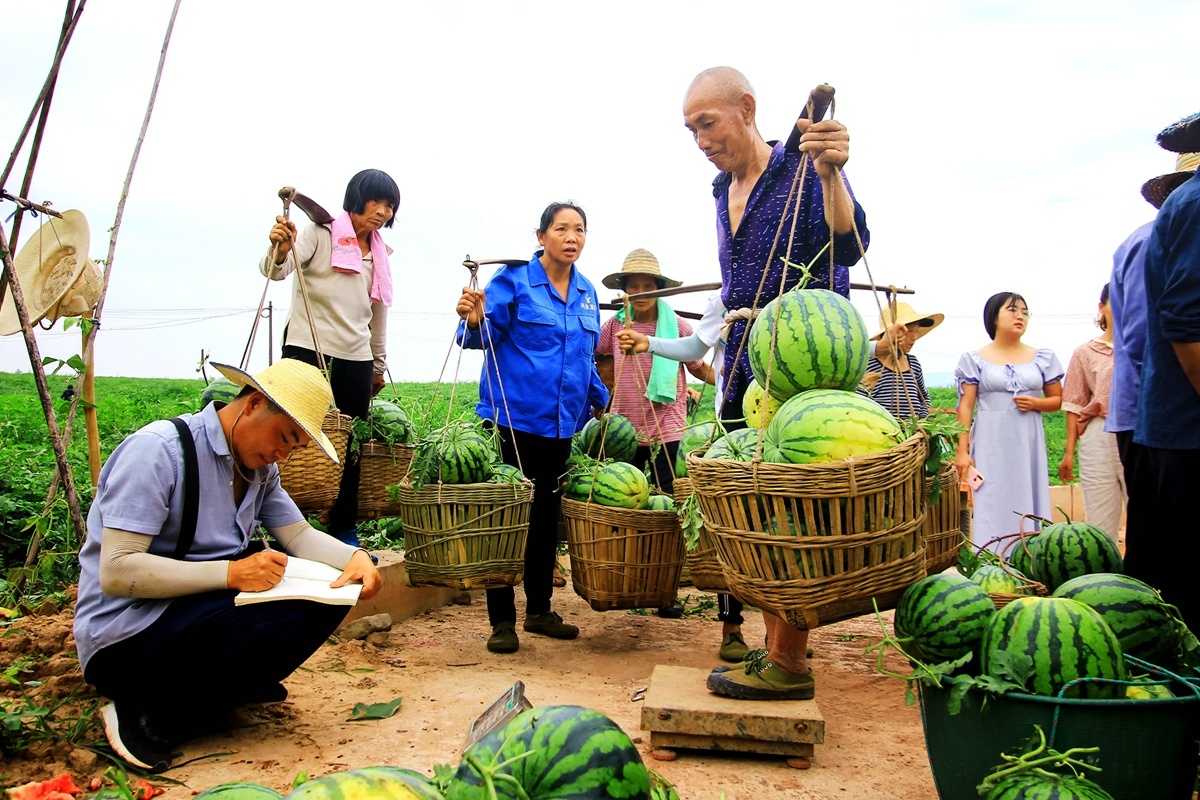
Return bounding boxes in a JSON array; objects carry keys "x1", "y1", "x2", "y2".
[{"x1": 455, "y1": 201, "x2": 609, "y2": 654}]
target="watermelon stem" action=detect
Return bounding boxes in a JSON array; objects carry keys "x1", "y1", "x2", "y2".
[{"x1": 975, "y1": 725, "x2": 1104, "y2": 795}]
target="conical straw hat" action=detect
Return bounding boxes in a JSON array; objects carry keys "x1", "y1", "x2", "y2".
[
  {"x1": 211, "y1": 360, "x2": 339, "y2": 463},
  {"x1": 601, "y1": 248, "x2": 682, "y2": 290}
]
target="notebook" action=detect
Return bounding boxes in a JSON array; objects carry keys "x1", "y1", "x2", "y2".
[{"x1": 233, "y1": 555, "x2": 363, "y2": 607}]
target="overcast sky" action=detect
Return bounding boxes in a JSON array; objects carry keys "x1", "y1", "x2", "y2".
[{"x1": 3, "y1": 0, "x2": 1199, "y2": 388}]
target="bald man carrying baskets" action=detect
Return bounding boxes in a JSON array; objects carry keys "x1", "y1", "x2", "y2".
[{"x1": 620, "y1": 67, "x2": 870, "y2": 701}]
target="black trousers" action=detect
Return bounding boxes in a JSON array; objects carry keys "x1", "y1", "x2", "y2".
[
  {"x1": 1118, "y1": 432, "x2": 1200, "y2": 634},
  {"x1": 281, "y1": 346, "x2": 374, "y2": 534},
  {"x1": 85, "y1": 591, "x2": 348, "y2": 744},
  {"x1": 633, "y1": 441, "x2": 681, "y2": 494},
  {"x1": 485, "y1": 425, "x2": 572, "y2": 626}
]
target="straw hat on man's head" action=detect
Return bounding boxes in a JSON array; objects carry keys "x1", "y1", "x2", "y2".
[
  {"x1": 211, "y1": 360, "x2": 339, "y2": 463},
  {"x1": 0, "y1": 209, "x2": 102, "y2": 336},
  {"x1": 1142, "y1": 151, "x2": 1200, "y2": 209},
  {"x1": 602, "y1": 248, "x2": 682, "y2": 290},
  {"x1": 872, "y1": 302, "x2": 944, "y2": 341}
]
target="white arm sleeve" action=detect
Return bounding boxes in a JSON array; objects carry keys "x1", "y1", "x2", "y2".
[
  {"x1": 98, "y1": 528, "x2": 230, "y2": 598},
  {"x1": 646, "y1": 333, "x2": 712, "y2": 362},
  {"x1": 270, "y1": 520, "x2": 364, "y2": 570}
]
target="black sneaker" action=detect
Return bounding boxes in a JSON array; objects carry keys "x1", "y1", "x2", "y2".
[
  {"x1": 487, "y1": 621, "x2": 520, "y2": 653},
  {"x1": 101, "y1": 703, "x2": 172, "y2": 772},
  {"x1": 656, "y1": 604, "x2": 684, "y2": 619},
  {"x1": 523, "y1": 611, "x2": 579, "y2": 640}
]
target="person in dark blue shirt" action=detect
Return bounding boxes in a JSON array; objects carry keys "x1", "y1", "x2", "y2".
[
  {"x1": 455, "y1": 201, "x2": 609, "y2": 654},
  {"x1": 1131, "y1": 112, "x2": 1200, "y2": 633}
]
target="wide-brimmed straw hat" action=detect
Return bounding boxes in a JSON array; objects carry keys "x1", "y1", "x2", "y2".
[
  {"x1": 872, "y1": 302, "x2": 944, "y2": 341},
  {"x1": 1157, "y1": 111, "x2": 1200, "y2": 154},
  {"x1": 0, "y1": 209, "x2": 102, "y2": 336},
  {"x1": 1141, "y1": 151, "x2": 1200, "y2": 209},
  {"x1": 601, "y1": 248, "x2": 682, "y2": 290},
  {"x1": 211, "y1": 360, "x2": 338, "y2": 463}
]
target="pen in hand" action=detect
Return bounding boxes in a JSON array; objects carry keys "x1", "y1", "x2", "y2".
[{"x1": 257, "y1": 528, "x2": 273, "y2": 552}]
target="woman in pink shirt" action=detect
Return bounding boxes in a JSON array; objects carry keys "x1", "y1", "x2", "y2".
[{"x1": 1058, "y1": 284, "x2": 1126, "y2": 543}]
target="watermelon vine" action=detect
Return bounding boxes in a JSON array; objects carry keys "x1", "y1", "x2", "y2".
[{"x1": 975, "y1": 725, "x2": 1112, "y2": 799}]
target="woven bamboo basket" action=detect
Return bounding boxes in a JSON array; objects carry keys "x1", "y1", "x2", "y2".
[
  {"x1": 673, "y1": 477, "x2": 728, "y2": 592},
  {"x1": 685, "y1": 432, "x2": 928, "y2": 630},
  {"x1": 391, "y1": 480, "x2": 533, "y2": 590},
  {"x1": 561, "y1": 496, "x2": 685, "y2": 611},
  {"x1": 922, "y1": 463, "x2": 965, "y2": 575},
  {"x1": 279, "y1": 410, "x2": 352, "y2": 513},
  {"x1": 356, "y1": 441, "x2": 415, "y2": 520}
]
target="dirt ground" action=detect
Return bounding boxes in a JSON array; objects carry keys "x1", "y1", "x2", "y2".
[{"x1": 1, "y1": 579, "x2": 938, "y2": 799}]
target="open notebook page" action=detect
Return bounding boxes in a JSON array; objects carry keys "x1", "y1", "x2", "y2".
[{"x1": 234, "y1": 555, "x2": 362, "y2": 607}]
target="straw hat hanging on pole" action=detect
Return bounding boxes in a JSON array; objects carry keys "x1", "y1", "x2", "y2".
[{"x1": 0, "y1": 209, "x2": 105, "y2": 482}]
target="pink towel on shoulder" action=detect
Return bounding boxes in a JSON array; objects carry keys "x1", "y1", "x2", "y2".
[{"x1": 329, "y1": 211, "x2": 393, "y2": 306}]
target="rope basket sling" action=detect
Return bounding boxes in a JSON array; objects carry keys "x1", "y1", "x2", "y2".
[
  {"x1": 242, "y1": 187, "x2": 350, "y2": 514},
  {"x1": 922, "y1": 463, "x2": 965, "y2": 575},
  {"x1": 674, "y1": 476, "x2": 727, "y2": 592},
  {"x1": 563, "y1": 291, "x2": 690, "y2": 611},
  {"x1": 397, "y1": 256, "x2": 534, "y2": 590}
]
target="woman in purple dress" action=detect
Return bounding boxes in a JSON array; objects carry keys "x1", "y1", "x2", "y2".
[{"x1": 954, "y1": 293, "x2": 1064, "y2": 549}]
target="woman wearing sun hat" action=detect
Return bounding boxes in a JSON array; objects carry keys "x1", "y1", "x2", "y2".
[
  {"x1": 74, "y1": 358, "x2": 382, "y2": 772},
  {"x1": 859, "y1": 302, "x2": 942, "y2": 419},
  {"x1": 596, "y1": 249, "x2": 715, "y2": 493}
]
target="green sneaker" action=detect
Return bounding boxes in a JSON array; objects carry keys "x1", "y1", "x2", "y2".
[
  {"x1": 718, "y1": 632, "x2": 750, "y2": 662},
  {"x1": 713, "y1": 644, "x2": 814, "y2": 673},
  {"x1": 523, "y1": 611, "x2": 579, "y2": 640},
  {"x1": 487, "y1": 621, "x2": 519, "y2": 653},
  {"x1": 707, "y1": 660, "x2": 815, "y2": 700}
]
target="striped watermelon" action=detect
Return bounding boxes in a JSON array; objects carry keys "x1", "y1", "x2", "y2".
[
  {"x1": 747, "y1": 288, "x2": 870, "y2": 399},
  {"x1": 566, "y1": 461, "x2": 650, "y2": 509},
  {"x1": 985, "y1": 773, "x2": 1115, "y2": 800},
  {"x1": 287, "y1": 767, "x2": 440, "y2": 800},
  {"x1": 199, "y1": 378, "x2": 240, "y2": 409},
  {"x1": 448, "y1": 705, "x2": 650, "y2": 800},
  {"x1": 195, "y1": 784, "x2": 282, "y2": 800},
  {"x1": 428, "y1": 424, "x2": 494, "y2": 484},
  {"x1": 1006, "y1": 533, "x2": 1041, "y2": 577},
  {"x1": 1051, "y1": 573, "x2": 1185, "y2": 666},
  {"x1": 1029, "y1": 522, "x2": 1122, "y2": 592},
  {"x1": 489, "y1": 463, "x2": 526, "y2": 484},
  {"x1": 762, "y1": 389, "x2": 903, "y2": 464},
  {"x1": 970, "y1": 564, "x2": 1034, "y2": 595},
  {"x1": 742, "y1": 378, "x2": 785, "y2": 428},
  {"x1": 578, "y1": 414, "x2": 638, "y2": 462},
  {"x1": 368, "y1": 398, "x2": 411, "y2": 443},
  {"x1": 675, "y1": 421, "x2": 717, "y2": 476},
  {"x1": 980, "y1": 597, "x2": 1125, "y2": 699},
  {"x1": 894, "y1": 574, "x2": 996, "y2": 664},
  {"x1": 703, "y1": 428, "x2": 765, "y2": 461},
  {"x1": 641, "y1": 494, "x2": 676, "y2": 511}
]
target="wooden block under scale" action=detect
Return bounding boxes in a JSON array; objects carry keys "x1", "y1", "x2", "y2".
[{"x1": 640, "y1": 665, "x2": 824, "y2": 758}]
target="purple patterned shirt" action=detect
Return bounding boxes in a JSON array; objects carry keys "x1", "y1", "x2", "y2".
[{"x1": 714, "y1": 141, "x2": 869, "y2": 407}]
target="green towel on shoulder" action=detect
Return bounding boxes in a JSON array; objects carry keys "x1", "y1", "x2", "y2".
[{"x1": 615, "y1": 299, "x2": 679, "y2": 404}]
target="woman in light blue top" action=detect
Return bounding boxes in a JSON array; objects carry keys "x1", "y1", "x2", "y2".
[{"x1": 954, "y1": 292, "x2": 1064, "y2": 549}]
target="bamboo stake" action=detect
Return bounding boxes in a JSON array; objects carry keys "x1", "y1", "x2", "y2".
[{"x1": 82, "y1": 309, "x2": 100, "y2": 485}]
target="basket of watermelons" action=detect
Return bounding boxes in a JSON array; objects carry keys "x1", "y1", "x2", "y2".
[
  {"x1": 887, "y1": 520, "x2": 1200, "y2": 800},
  {"x1": 685, "y1": 288, "x2": 929, "y2": 630},
  {"x1": 356, "y1": 397, "x2": 416, "y2": 520},
  {"x1": 561, "y1": 417, "x2": 685, "y2": 611},
  {"x1": 390, "y1": 421, "x2": 533, "y2": 590},
  {"x1": 200, "y1": 377, "x2": 352, "y2": 514}
]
